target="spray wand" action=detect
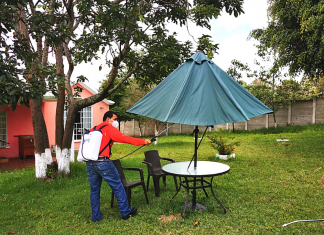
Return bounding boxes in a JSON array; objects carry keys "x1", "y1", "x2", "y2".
[{"x1": 116, "y1": 124, "x2": 174, "y2": 160}]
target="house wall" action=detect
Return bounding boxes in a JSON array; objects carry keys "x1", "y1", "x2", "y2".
[
  {"x1": 43, "y1": 101, "x2": 57, "y2": 150},
  {"x1": 0, "y1": 105, "x2": 33, "y2": 158},
  {"x1": 0, "y1": 83, "x2": 111, "y2": 157}
]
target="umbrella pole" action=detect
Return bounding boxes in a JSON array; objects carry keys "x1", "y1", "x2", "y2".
[
  {"x1": 194, "y1": 126, "x2": 198, "y2": 168},
  {"x1": 193, "y1": 126, "x2": 199, "y2": 207},
  {"x1": 186, "y1": 126, "x2": 206, "y2": 212}
]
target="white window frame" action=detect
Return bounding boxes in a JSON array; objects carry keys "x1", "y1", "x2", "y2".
[
  {"x1": 0, "y1": 110, "x2": 8, "y2": 148},
  {"x1": 64, "y1": 106, "x2": 93, "y2": 142}
]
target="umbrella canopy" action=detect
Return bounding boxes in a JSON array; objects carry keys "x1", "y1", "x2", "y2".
[{"x1": 127, "y1": 52, "x2": 272, "y2": 125}]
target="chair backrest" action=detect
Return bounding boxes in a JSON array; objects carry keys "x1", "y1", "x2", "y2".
[
  {"x1": 112, "y1": 159, "x2": 127, "y2": 185},
  {"x1": 144, "y1": 150, "x2": 162, "y2": 172}
]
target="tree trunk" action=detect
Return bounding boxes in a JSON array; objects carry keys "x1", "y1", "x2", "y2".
[
  {"x1": 272, "y1": 105, "x2": 277, "y2": 128},
  {"x1": 55, "y1": 44, "x2": 67, "y2": 172},
  {"x1": 55, "y1": 44, "x2": 65, "y2": 149},
  {"x1": 56, "y1": 103, "x2": 78, "y2": 174},
  {"x1": 31, "y1": 99, "x2": 52, "y2": 178}
]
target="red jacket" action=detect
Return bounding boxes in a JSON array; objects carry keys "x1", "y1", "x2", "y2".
[{"x1": 91, "y1": 122, "x2": 146, "y2": 158}]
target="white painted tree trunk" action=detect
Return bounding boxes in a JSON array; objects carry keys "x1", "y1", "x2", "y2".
[
  {"x1": 35, "y1": 148, "x2": 53, "y2": 179},
  {"x1": 70, "y1": 140, "x2": 75, "y2": 163},
  {"x1": 56, "y1": 146, "x2": 61, "y2": 166},
  {"x1": 58, "y1": 148, "x2": 71, "y2": 174}
]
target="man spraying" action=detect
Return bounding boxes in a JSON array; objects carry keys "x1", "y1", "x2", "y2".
[{"x1": 86, "y1": 111, "x2": 151, "y2": 221}]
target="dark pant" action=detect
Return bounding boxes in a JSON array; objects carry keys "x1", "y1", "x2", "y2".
[{"x1": 86, "y1": 159, "x2": 131, "y2": 221}]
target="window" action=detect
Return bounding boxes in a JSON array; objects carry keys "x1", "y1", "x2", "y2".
[
  {"x1": 0, "y1": 111, "x2": 8, "y2": 148},
  {"x1": 64, "y1": 106, "x2": 92, "y2": 141}
]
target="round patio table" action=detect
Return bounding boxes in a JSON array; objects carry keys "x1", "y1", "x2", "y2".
[{"x1": 162, "y1": 161, "x2": 230, "y2": 218}]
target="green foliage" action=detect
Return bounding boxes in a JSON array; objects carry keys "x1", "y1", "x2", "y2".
[
  {"x1": 2, "y1": 0, "x2": 244, "y2": 108},
  {"x1": 0, "y1": 0, "x2": 66, "y2": 110},
  {"x1": 251, "y1": 0, "x2": 324, "y2": 79},
  {"x1": 206, "y1": 129, "x2": 241, "y2": 155},
  {"x1": 99, "y1": 78, "x2": 146, "y2": 124},
  {"x1": 226, "y1": 59, "x2": 253, "y2": 82}
]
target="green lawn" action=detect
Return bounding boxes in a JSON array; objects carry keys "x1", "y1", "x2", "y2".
[{"x1": 1, "y1": 124, "x2": 324, "y2": 234}]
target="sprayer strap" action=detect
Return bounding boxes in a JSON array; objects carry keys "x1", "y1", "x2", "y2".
[
  {"x1": 99, "y1": 139, "x2": 112, "y2": 156},
  {"x1": 96, "y1": 125, "x2": 113, "y2": 156}
]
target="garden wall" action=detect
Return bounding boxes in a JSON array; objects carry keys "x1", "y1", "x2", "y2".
[{"x1": 120, "y1": 97, "x2": 324, "y2": 136}]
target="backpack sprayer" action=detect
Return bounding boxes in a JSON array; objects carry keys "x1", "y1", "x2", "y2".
[{"x1": 282, "y1": 174, "x2": 324, "y2": 227}]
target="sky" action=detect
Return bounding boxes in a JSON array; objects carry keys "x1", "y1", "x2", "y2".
[{"x1": 76, "y1": 0, "x2": 269, "y2": 90}]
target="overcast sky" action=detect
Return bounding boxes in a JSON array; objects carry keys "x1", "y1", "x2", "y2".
[{"x1": 76, "y1": 0, "x2": 269, "y2": 90}]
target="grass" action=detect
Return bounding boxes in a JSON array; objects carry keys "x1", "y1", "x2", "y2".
[{"x1": 1, "y1": 123, "x2": 324, "y2": 234}]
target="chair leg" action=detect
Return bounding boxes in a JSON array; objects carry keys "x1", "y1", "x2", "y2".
[
  {"x1": 126, "y1": 188, "x2": 131, "y2": 208},
  {"x1": 142, "y1": 184, "x2": 149, "y2": 204},
  {"x1": 153, "y1": 176, "x2": 160, "y2": 197},
  {"x1": 111, "y1": 192, "x2": 115, "y2": 208},
  {"x1": 146, "y1": 176, "x2": 150, "y2": 192}
]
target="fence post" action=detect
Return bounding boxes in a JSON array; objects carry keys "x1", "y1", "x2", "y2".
[
  {"x1": 288, "y1": 106, "x2": 292, "y2": 125},
  {"x1": 313, "y1": 97, "x2": 317, "y2": 124}
]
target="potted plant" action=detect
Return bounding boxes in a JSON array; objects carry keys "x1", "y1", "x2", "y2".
[{"x1": 206, "y1": 129, "x2": 240, "y2": 160}]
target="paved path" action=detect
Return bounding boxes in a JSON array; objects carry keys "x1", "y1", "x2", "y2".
[{"x1": 0, "y1": 156, "x2": 35, "y2": 171}]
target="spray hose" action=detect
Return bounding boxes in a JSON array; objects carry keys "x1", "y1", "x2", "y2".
[
  {"x1": 282, "y1": 174, "x2": 324, "y2": 227},
  {"x1": 115, "y1": 124, "x2": 174, "y2": 161}
]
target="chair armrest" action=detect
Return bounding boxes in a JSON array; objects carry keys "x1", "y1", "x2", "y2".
[
  {"x1": 160, "y1": 157, "x2": 175, "y2": 163},
  {"x1": 122, "y1": 167, "x2": 144, "y2": 180},
  {"x1": 142, "y1": 160, "x2": 153, "y2": 168}
]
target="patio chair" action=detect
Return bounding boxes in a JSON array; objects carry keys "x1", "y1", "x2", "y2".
[
  {"x1": 111, "y1": 159, "x2": 149, "y2": 208},
  {"x1": 143, "y1": 150, "x2": 178, "y2": 197}
]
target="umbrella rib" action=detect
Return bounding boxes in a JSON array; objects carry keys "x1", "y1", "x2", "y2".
[
  {"x1": 164, "y1": 62, "x2": 195, "y2": 122},
  {"x1": 207, "y1": 63, "x2": 250, "y2": 122}
]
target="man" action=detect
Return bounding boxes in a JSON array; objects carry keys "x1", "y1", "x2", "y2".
[{"x1": 86, "y1": 111, "x2": 151, "y2": 221}]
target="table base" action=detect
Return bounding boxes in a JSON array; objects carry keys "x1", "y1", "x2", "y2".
[
  {"x1": 172, "y1": 176, "x2": 227, "y2": 218},
  {"x1": 185, "y1": 203, "x2": 207, "y2": 211}
]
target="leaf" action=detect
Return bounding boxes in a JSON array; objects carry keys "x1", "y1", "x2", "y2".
[
  {"x1": 8, "y1": 231, "x2": 15, "y2": 234},
  {"x1": 193, "y1": 221, "x2": 199, "y2": 226},
  {"x1": 139, "y1": 14, "x2": 144, "y2": 22}
]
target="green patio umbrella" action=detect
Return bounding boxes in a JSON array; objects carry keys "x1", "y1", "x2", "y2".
[
  {"x1": 127, "y1": 51, "x2": 273, "y2": 126},
  {"x1": 128, "y1": 52, "x2": 273, "y2": 212},
  {"x1": 128, "y1": 51, "x2": 273, "y2": 166}
]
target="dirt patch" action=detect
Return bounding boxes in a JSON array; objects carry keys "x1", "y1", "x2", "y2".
[{"x1": 158, "y1": 214, "x2": 181, "y2": 223}]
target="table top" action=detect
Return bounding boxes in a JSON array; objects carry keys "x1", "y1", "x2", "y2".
[{"x1": 162, "y1": 161, "x2": 230, "y2": 177}]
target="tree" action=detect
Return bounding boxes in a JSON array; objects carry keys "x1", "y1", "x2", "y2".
[
  {"x1": 99, "y1": 77, "x2": 141, "y2": 125},
  {"x1": 3, "y1": 0, "x2": 244, "y2": 178},
  {"x1": 0, "y1": 0, "x2": 53, "y2": 111},
  {"x1": 226, "y1": 59, "x2": 302, "y2": 126},
  {"x1": 250, "y1": 0, "x2": 324, "y2": 79}
]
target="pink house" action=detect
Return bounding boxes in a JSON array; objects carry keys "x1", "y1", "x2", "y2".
[{"x1": 0, "y1": 82, "x2": 114, "y2": 159}]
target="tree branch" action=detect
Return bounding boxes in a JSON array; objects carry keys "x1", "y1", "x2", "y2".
[
  {"x1": 77, "y1": 41, "x2": 131, "y2": 110},
  {"x1": 63, "y1": 42, "x2": 74, "y2": 103},
  {"x1": 108, "y1": 62, "x2": 138, "y2": 96},
  {"x1": 42, "y1": 0, "x2": 56, "y2": 66}
]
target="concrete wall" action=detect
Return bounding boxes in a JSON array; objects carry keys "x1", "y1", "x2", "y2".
[{"x1": 120, "y1": 97, "x2": 324, "y2": 136}]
